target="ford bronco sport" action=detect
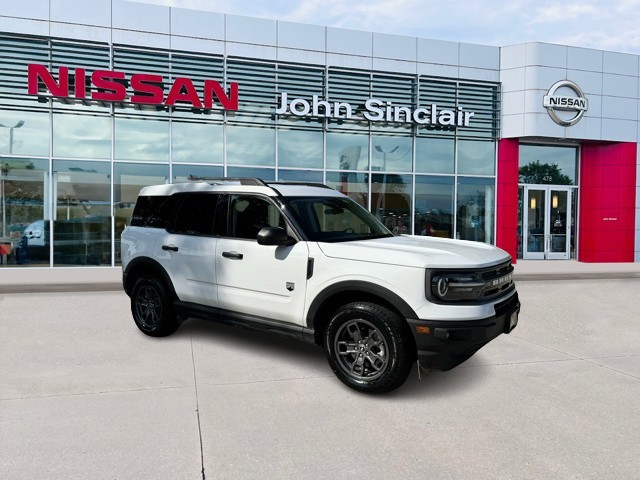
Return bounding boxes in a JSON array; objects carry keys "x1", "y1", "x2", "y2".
[{"x1": 121, "y1": 178, "x2": 520, "y2": 393}]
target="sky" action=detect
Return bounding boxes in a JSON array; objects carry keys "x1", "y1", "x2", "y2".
[{"x1": 135, "y1": 0, "x2": 640, "y2": 55}]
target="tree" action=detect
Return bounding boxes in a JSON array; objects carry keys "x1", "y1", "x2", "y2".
[{"x1": 519, "y1": 160, "x2": 572, "y2": 185}]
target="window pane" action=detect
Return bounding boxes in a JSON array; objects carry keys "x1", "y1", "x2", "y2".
[
  {"x1": 229, "y1": 195, "x2": 284, "y2": 240},
  {"x1": 173, "y1": 193, "x2": 218, "y2": 236},
  {"x1": 416, "y1": 137, "x2": 454, "y2": 174},
  {"x1": 278, "y1": 129, "x2": 323, "y2": 168},
  {"x1": 371, "y1": 135, "x2": 412, "y2": 172},
  {"x1": 226, "y1": 166, "x2": 275, "y2": 181},
  {"x1": 415, "y1": 175, "x2": 454, "y2": 238},
  {"x1": 53, "y1": 160, "x2": 111, "y2": 266},
  {"x1": 114, "y1": 162, "x2": 169, "y2": 264},
  {"x1": 371, "y1": 174, "x2": 412, "y2": 234},
  {"x1": 0, "y1": 110, "x2": 50, "y2": 157},
  {"x1": 53, "y1": 113, "x2": 112, "y2": 159},
  {"x1": 519, "y1": 144, "x2": 577, "y2": 185},
  {"x1": 0, "y1": 158, "x2": 49, "y2": 267},
  {"x1": 325, "y1": 171, "x2": 368, "y2": 209},
  {"x1": 456, "y1": 176, "x2": 495, "y2": 244},
  {"x1": 172, "y1": 164, "x2": 223, "y2": 183},
  {"x1": 277, "y1": 169, "x2": 323, "y2": 183},
  {"x1": 326, "y1": 132, "x2": 369, "y2": 170},
  {"x1": 115, "y1": 117, "x2": 169, "y2": 161},
  {"x1": 172, "y1": 122, "x2": 223, "y2": 164},
  {"x1": 131, "y1": 195, "x2": 176, "y2": 229},
  {"x1": 457, "y1": 140, "x2": 495, "y2": 175},
  {"x1": 226, "y1": 126, "x2": 275, "y2": 166}
]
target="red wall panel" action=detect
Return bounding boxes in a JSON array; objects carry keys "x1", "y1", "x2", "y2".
[
  {"x1": 579, "y1": 142, "x2": 637, "y2": 262},
  {"x1": 496, "y1": 139, "x2": 520, "y2": 262}
]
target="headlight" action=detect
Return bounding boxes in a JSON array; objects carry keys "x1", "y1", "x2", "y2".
[{"x1": 430, "y1": 272, "x2": 485, "y2": 301}]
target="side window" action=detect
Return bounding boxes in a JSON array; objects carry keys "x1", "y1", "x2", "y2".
[
  {"x1": 172, "y1": 193, "x2": 219, "y2": 236},
  {"x1": 229, "y1": 195, "x2": 285, "y2": 240},
  {"x1": 130, "y1": 195, "x2": 176, "y2": 229}
]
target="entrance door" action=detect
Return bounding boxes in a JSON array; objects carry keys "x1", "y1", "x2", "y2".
[{"x1": 523, "y1": 186, "x2": 572, "y2": 260}]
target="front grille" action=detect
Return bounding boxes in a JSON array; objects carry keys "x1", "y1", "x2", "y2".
[{"x1": 480, "y1": 261, "x2": 514, "y2": 299}]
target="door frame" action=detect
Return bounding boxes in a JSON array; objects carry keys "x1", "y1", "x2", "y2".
[{"x1": 523, "y1": 185, "x2": 573, "y2": 260}]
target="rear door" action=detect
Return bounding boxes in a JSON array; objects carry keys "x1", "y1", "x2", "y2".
[
  {"x1": 157, "y1": 193, "x2": 224, "y2": 306},
  {"x1": 215, "y1": 194, "x2": 309, "y2": 325}
]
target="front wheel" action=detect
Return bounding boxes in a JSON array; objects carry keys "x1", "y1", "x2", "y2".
[
  {"x1": 324, "y1": 302, "x2": 414, "y2": 393},
  {"x1": 130, "y1": 275, "x2": 179, "y2": 337}
]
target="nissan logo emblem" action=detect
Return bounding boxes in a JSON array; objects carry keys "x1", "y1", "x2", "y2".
[{"x1": 543, "y1": 80, "x2": 588, "y2": 126}]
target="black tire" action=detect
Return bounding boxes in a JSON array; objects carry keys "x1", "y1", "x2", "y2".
[
  {"x1": 130, "y1": 275, "x2": 180, "y2": 337},
  {"x1": 324, "y1": 302, "x2": 414, "y2": 394}
]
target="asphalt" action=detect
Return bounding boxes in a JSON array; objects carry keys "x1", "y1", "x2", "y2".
[
  {"x1": 2, "y1": 278, "x2": 639, "y2": 479},
  {"x1": 1, "y1": 260, "x2": 640, "y2": 293}
]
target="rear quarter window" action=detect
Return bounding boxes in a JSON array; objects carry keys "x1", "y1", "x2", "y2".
[{"x1": 130, "y1": 195, "x2": 176, "y2": 228}]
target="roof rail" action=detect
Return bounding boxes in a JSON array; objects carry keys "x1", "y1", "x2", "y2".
[
  {"x1": 267, "y1": 181, "x2": 333, "y2": 190},
  {"x1": 187, "y1": 175, "x2": 268, "y2": 186}
]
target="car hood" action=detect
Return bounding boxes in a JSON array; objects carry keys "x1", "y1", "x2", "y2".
[{"x1": 317, "y1": 235, "x2": 511, "y2": 269}]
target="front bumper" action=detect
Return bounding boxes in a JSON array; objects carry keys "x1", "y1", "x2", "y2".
[{"x1": 407, "y1": 292, "x2": 520, "y2": 371}]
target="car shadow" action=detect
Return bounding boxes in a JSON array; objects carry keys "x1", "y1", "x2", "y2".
[
  {"x1": 175, "y1": 317, "x2": 489, "y2": 398},
  {"x1": 175, "y1": 317, "x2": 329, "y2": 371}
]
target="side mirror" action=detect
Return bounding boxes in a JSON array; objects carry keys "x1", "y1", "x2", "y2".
[{"x1": 257, "y1": 226, "x2": 294, "y2": 246}]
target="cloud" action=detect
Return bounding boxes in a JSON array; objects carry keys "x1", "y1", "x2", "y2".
[{"x1": 133, "y1": 0, "x2": 640, "y2": 54}]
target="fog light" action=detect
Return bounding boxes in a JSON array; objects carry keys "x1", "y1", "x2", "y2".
[{"x1": 509, "y1": 311, "x2": 519, "y2": 330}]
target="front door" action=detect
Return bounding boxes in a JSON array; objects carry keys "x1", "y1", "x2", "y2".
[
  {"x1": 215, "y1": 194, "x2": 310, "y2": 325},
  {"x1": 523, "y1": 186, "x2": 572, "y2": 260}
]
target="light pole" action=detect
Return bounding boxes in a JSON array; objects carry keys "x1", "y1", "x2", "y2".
[
  {"x1": 0, "y1": 120, "x2": 25, "y2": 155},
  {"x1": 0, "y1": 120, "x2": 25, "y2": 239},
  {"x1": 374, "y1": 145, "x2": 398, "y2": 171},
  {"x1": 373, "y1": 145, "x2": 399, "y2": 226}
]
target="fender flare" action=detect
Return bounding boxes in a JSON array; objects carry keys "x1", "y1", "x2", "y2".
[
  {"x1": 305, "y1": 280, "x2": 419, "y2": 328},
  {"x1": 123, "y1": 257, "x2": 178, "y2": 299}
]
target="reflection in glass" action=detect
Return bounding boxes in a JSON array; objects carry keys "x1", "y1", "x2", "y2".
[
  {"x1": 416, "y1": 137, "x2": 454, "y2": 174},
  {"x1": 115, "y1": 117, "x2": 169, "y2": 161},
  {"x1": 53, "y1": 160, "x2": 111, "y2": 266},
  {"x1": 226, "y1": 126, "x2": 275, "y2": 166},
  {"x1": 325, "y1": 172, "x2": 368, "y2": 209},
  {"x1": 371, "y1": 136, "x2": 412, "y2": 172},
  {"x1": 457, "y1": 140, "x2": 495, "y2": 176},
  {"x1": 278, "y1": 129, "x2": 323, "y2": 169},
  {"x1": 526, "y1": 189, "x2": 545, "y2": 254},
  {"x1": 277, "y1": 169, "x2": 323, "y2": 183},
  {"x1": 550, "y1": 189, "x2": 568, "y2": 253},
  {"x1": 226, "y1": 166, "x2": 275, "y2": 181},
  {"x1": 172, "y1": 122, "x2": 223, "y2": 164},
  {"x1": 457, "y1": 177, "x2": 495, "y2": 244},
  {"x1": 326, "y1": 132, "x2": 369, "y2": 170},
  {"x1": 415, "y1": 176, "x2": 454, "y2": 238},
  {"x1": 519, "y1": 144, "x2": 577, "y2": 185},
  {"x1": 53, "y1": 113, "x2": 112, "y2": 159},
  {"x1": 114, "y1": 163, "x2": 169, "y2": 264},
  {"x1": 371, "y1": 174, "x2": 412, "y2": 234},
  {"x1": 172, "y1": 164, "x2": 223, "y2": 183},
  {"x1": 0, "y1": 158, "x2": 49, "y2": 267},
  {"x1": 0, "y1": 111, "x2": 50, "y2": 157}
]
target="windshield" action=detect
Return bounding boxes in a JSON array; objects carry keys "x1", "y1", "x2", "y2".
[{"x1": 283, "y1": 196, "x2": 393, "y2": 242}]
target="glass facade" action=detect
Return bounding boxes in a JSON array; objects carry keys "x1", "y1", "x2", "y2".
[{"x1": 0, "y1": 33, "x2": 500, "y2": 268}]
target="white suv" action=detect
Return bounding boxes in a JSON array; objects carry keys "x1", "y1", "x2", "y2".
[{"x1": 121, "y1": 179, "x2": 520, "y2": 393}]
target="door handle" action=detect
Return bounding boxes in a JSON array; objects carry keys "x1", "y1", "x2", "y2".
[
  {"x1": 222, "y1": 251, "x2": 243, "y2": 260},
  {"x1": 162, "y1": 244, "x2": 179, "y2": 252}
]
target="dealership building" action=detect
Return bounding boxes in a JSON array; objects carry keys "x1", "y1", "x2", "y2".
[{"x1": 0, "y1": 0, "x2": 639, "y2": 279}]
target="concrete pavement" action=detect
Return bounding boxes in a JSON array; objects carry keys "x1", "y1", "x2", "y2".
[{"x1": 1, "y1": 279, "x2": 640, "y2": 479}]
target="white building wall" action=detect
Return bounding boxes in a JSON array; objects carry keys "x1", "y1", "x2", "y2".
[
  {"x1": 0, "y1": 0, "x2": 501, "y2": 82},
  {"x1": 500, "y1": 42, "x2": 640, "y2": 143}
]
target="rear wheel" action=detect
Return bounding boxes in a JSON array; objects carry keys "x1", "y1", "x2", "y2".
[
  {"x1": 130, "y1": 275, "x2": 179, "y2": 337},
  {"x1": 324, "y1": 302, "x2": 414, "y2": 393}
]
